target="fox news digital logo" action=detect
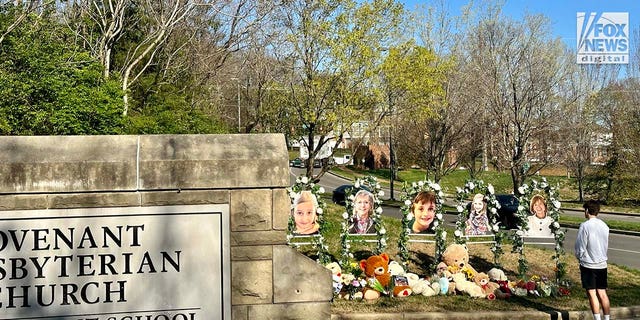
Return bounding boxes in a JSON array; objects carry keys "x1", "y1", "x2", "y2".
[{"x1": 577, "y1": 12, "x2": 629, "y2": 64}]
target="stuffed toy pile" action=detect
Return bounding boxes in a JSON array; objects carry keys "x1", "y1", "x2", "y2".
[{"x1": 359, "y1": 253, "x2": 412, "y2": 300}]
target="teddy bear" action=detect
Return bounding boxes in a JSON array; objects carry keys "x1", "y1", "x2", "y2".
[
  {"x1": 441, "y1": 244, "x2": 485, "y2": 297},
  {"x1": 441, "y1": 243, "x2": 477, "y2": 276},
  {"x1": 325, "y1": 262, "x2": 343, "y2": 295},
  {"x1": 473, "y1": 272, "x2": 501, "y2": 300},
  {"x1": 387, "y1": 261, "x2": 405, "y2": 277},
  {"x1": 359, "y1": 253, "x2": 412, "y2": 300},
  {"x1": 451, "y1": 272, "x2": 485, "y2": 298},
  {"x1": 405, "y1": 273, "x2": 439, "y2": 296},
  {"x1": 487, "y1": 267, "x2": 512, "y2": 297},
  {"x1": 487, "y1": 268, "x2": 507, "y2": 282},
  {"x1": 388, "y1": 262, "x2": 437, "y2": 296}
]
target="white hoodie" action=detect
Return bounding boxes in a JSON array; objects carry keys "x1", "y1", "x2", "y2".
[{"x1": 575, "y1": 217, "x2": 609, "y2": 269}]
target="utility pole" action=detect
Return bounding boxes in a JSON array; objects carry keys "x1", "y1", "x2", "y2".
[
  {"x1": 237, "y1": 80, "x2": 241, "y2": 133},
  {"x1": 389, "y1": 125, "x2": 395, "y2": 201}
]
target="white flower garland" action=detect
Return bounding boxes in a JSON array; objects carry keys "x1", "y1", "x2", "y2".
[
  {"x1": 339, "y1": 175, "x2": 387, "y2": 268},
  {"x1": 397, "y1": 180, "x2": 446, "y2": 270},
  {"x1": 453, "y1": 179, "x2": 505, "y2": 267},
  {"x1": 287, "y1": 175, "x2": 330, "y2": 264},
  {"x1": 511, "y1": 177, "x2": 566, "y2": 280}
]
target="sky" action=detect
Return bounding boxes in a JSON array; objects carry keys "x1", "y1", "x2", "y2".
[{"x1": 400, "y1": 0, "x2": 637, "y2": 50}]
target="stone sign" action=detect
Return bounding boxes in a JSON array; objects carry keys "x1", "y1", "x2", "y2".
[{"x1": 0, "y1": 204, "x2": 230, "y2": 320}]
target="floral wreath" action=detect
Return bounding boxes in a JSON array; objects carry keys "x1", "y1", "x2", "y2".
[
  {"x1": 397, "y1": 180, "x2": 446, "y2": 271},
  {"x1": 339, "y1": 175, "x2": 387, "y2": 268},
  {"x1": 453, "y1": 179, "x2": 505, "y2": 267},
  {"x1": 511, "y1": 177, "x2": 566, "y2": 281},
  {"x1": 287, "y1": 175, "x2": 330, "y2": 265}
]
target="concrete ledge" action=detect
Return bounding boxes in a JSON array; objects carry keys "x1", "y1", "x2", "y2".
[
  {"x1": 138, "y1": 134, "x2": 289, "y2": 189},
  {"x1": 0, "y1": 134, "x2": 289, "y2": 193},
  {"x1": 0, "y1": 135, "x2": 138, "y2": 192},
  {"x1": 331, "y1": 306, "x2": 640, "y2": 320}
]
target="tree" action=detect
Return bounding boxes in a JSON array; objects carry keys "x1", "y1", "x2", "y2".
[
  {"x1": 271, "y1": 0, "x2": 404, "y2": 180},
  {"x1": 0, "y1": 7, "x2": 124, "y2": 135},
  {"x1": 382, "y1": 42, "x2": 451, "y2": 181},
  {"x1": 590, "y1": 80, "x2": 640, "y2": 203},
  {"x1": 64, "y1": 0, "x2": 262, "y2": 118},
  {"x1": 0, "y1": 0, "x2": 55, "y2": 44},
  {"x1": 466, "y1": 14, "x2": 568, "y2": 194},
  {"x1": 559, "y1": 53, "x2": 620, "y2": 201}
]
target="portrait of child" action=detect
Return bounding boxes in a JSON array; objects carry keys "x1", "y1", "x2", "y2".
[
  {"x1": 464, "y1": 193, "x2": 491, "y2": 235},
  {"x1": 292, "y1": 190, "x2": 320, "y2": 235},
  {"x1": 410, "y1": 191, "x2": 437, "y2": 234}
]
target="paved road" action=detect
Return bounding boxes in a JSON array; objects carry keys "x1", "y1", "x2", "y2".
[{"x1": 289, "y1": 167, "x2": 640, "y2": 270}]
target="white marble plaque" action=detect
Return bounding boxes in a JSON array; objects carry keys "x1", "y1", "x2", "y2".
[{"x1": 0, "y1": 205, "x2": 230, "y2": 320}]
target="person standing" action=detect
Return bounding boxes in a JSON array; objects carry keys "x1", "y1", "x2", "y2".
[{"x1": 575, "y1": 200, "x2": 610, "y2": 320}]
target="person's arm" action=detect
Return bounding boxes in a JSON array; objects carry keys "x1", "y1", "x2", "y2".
[{"x1": 574, "y1": 224, "x2": 587, "y2": 260}]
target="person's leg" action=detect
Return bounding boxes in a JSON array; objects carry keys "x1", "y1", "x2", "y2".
[
  {"x1": 595, "y1": 268, "x2": 610, "y2": 319},
  {"x1": 596, "y1": 289, "x2": 610, "y2": 316},
  {"x1": 587, "y1": 289, "x2": 600, "y2": 312}
]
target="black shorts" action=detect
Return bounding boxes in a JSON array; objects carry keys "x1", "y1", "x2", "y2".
[{"x1": 580, "y1": 265, "x2": 608, "y2": 289}]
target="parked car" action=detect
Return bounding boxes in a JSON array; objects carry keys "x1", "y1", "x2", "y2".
[
  {"x1": 332, "y1": 184, "x2": 370, "y2": 206},
  {"x1": 289, "y1": 158, "x2": 304, "y2": 168},
  {"x1": 495, "y1": 194, "x2": 519, "y2": 229}
]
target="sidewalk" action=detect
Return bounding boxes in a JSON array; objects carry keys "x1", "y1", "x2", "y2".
[{"x1": 332, "y1": 305, "x2": 640, "y2": 320}]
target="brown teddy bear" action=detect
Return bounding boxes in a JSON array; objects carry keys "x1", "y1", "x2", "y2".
[
  {"x1": 474, "y1": 272, "x2": 501, "y2": 300},
  {"x1": 442, "y1": 243, "x2": 477, "y2": 276},
  {"x1": 359, "y1": 253, "x2": 412, "y2": 300},
  {"x1": 441, "y1": 244, "x2": 487, "y2": 297}
]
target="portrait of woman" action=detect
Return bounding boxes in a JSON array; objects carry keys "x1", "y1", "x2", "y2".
[
  {"x1": 348, "y1": 190, "x2": 376, "y2": 234},
  {"x1": 525, "y1": 194, "x2": 554, "y2": 237},
  {"x1": 409, "y1": 191, "x2": 437, "y2": 234},
  {"x1": 292, "y1": 190, "x2": 320, "y2": 235},
  {"x1": 465, "y1": 193, "x2": 491, "y2": 235}
]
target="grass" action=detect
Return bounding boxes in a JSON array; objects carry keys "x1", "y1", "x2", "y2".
[
  {"x1": 308, "y1": 202, "x2": 640, "y2": 313},
  {"x1": 334, "y1": 166, "x2": 572, "y2": 198},
  {"x1": 560, "y1": 215, "x2": 640, "y2": 233}
]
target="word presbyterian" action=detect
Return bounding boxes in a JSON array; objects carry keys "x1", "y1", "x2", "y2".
[
  {"x1": 577, "y1": 12, "x2": 629, "y2": 64},
  {"x1": 0, "y1": 225, "x2": 182, "y2": 309}
]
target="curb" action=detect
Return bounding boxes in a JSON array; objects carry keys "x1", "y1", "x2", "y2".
[{"x1": 331, "y1": 305, "x2": 640, "y2": 320}]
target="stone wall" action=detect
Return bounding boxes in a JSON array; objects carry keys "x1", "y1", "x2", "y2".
[{"x1": 0, "y1": 134, "x2": 332, "y2": 320}]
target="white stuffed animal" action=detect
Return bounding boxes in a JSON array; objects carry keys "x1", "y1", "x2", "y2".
[
  {"x1": 451, "y1": 272, "x2": 485, "y2": 298},
  {"x1": 487, "y1": 268, "x2": 507, "y2": 282},
  {"x1": 406, "y1": 273, "x2": 438, "y2": 296}
]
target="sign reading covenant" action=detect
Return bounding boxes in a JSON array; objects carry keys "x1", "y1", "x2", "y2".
[
  {"x1": 577, "y1": 12, "x2": 629, "y2": 64},
  {"x1": 0, "y1": 205, "x2": 230, "y2": 320}
]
